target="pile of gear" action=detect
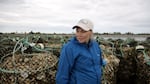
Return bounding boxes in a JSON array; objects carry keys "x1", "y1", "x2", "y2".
[
  {"x1": 0, "y1": 35, "x2": 60, "y2": 84},
  {"x1": 100, "y1": 40, "x2": 120, "y2": 84},
  {"x1": 0, "y1": 53, "x2": 57, "y2": 84},
  {"x1": 96, "y1": 37, "x2": 150, "y2": 84},
  {"x1": 135, "y1": 45, "x2": 150, "y2": 84},
  {"x1": 0, "y1": 34, "x2": 150, "y2": 84}
]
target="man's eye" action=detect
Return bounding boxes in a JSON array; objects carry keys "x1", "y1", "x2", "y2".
[
  {"x1": 76, "y1": 30, "x2": 86, "y2": 33},
  {"x1": 81, "y1": 31, "x2": 87, "y2": 33}
]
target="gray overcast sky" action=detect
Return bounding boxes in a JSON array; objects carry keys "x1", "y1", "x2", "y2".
[{"x1": 0, "y1": 0, "x2": 150, "y2": 33}]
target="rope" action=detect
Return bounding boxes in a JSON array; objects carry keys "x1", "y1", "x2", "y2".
[
  {"x1": 119, "y1": 43, "x2": 124, "y2": 57},
  {"x1": 142, "y1": 50, "x2": 150, "y2": 66},
  {"x1": 0, "y1": 36, "x2": 59, "y2": 83},
  {"x1": 137, "y1": 49, "x2": 150, "y2": 66}
]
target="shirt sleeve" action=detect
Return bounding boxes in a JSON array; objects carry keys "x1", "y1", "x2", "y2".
[{"x1": 56, "y1": 45, "x2": 74, "y2": 84}]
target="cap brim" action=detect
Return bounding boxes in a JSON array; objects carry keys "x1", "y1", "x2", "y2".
[
  {"x1": 72, "y1": 26, "x2": 80, "y2": 29},
  {"x1": 72, "y1": 25, "x2": 89, "y2": 31}
]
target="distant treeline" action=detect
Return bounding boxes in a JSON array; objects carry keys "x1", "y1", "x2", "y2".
[
  {"x1": 0, "y1": 31, "x2": 149, "y2": 35},
  {"x1": 95, "y1": 32, "x2": 150, "y2": 35}
]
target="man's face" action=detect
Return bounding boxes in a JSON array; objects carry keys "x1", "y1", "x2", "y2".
[{"x1": 75, "y1": 27, "x2": 92, "y2": 43}]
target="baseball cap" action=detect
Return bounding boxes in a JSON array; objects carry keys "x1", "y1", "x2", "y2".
[{"x1": 72, "y1": 19, "x2": 93, "y2": 31}]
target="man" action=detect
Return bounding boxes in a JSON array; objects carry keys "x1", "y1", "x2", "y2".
[{"x1": 56, "y1": 19, "x2": 106, "y2": 84}]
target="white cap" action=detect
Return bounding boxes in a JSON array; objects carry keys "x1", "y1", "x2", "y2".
[{"x1": 73, "y1": 19, "x2": 94, "y2": 31}]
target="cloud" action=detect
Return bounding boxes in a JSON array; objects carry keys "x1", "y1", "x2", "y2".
[
  {"x1": 0, "y1": 0, "x2": 150, "y2": 33},
  {"x1": 0, "y1": 0, "x2": 25, "y2": 4}
]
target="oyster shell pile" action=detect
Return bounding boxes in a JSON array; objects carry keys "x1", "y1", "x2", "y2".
[{"x1": 0, "y1": 53, "x2": 58, "y2": 84}]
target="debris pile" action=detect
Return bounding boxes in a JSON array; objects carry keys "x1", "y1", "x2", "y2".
[
  {"x1": 0, "y1": 35, "x2": 60, "y2": 84},
  {"x1": 116, "y1": 47, "x2": 137, "y2": 84},
  {"x1": 100, "y1": 41, "x2": 120, "y2": 84},
  {"x1": 0, "y1": 34, "x2": 150, "y2": 84},
  {"x1": 0, "y1": 53, "x2": 58, "y2": 84},
  {"x1": 135, "y1": 46, "x2": 150, "y2": 84}
]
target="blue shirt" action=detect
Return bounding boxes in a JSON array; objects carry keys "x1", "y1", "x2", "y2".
[{"x1": 56, "y1": 37, "x2": 104, "y2": 84}]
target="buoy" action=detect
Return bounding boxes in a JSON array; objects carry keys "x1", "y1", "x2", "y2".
[
  {"x1": 36, "y1": 43, "x2": 44, "y2": 49},
  {"x1": 135, "y1": 45, "x2": 144, "y2": 50}
]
